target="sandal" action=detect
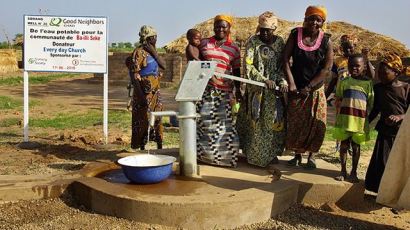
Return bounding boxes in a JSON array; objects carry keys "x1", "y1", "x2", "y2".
[
  {"x1": 334, "y1": 172, "x2": 347, "y2": 181},
  {"x1": 287, "y1": 154, "x2": 302, "y2": 166},
  {"x1": 348, "y1": 174, "x2": 360, "y2": 183},
  {"x1": 304, "y1": 157, "x2": 316, "y2": 169},
  {"x1": 270, "y1": 156, "x2": 279, "y2": 165}
]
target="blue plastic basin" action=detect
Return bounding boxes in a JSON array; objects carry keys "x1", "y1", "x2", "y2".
[{"x1": 117, "y1": 154, "x2": 176, "y2": 184}]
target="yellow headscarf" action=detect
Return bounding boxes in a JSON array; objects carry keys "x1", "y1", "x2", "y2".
[
  {"x1": 214, "y1": 14, "x2": 233, "y2": 42},
  {"x1": 305, "y1": 5, "x2": 327, "y2": 21},
  {"x1": 381, "y1": 52, "x2": 410, "y2": 76},
  {"x1": 214, "y1": 14, "x2": 233, "y2": 26}
]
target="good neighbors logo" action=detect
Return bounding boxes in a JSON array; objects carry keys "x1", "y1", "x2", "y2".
[{"x1": 49, "y1": 18, "x2": 62, "y2": 26}]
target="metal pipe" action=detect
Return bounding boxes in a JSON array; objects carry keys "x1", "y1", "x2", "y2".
[
  {"x1": 149, "y1": 111, "x2": 178, "y2": 127},
  {"x1": 148, "y1": 108, "x2": 198, "y2": 177},
  {"x1": 215, "y1": 72, "x2": 281, "y2": 91},
  {"x1": 214, "y1": 72, "x2": 267, "y2": 87},
  {"x1": 178, "y1": 101, "x2": 198, "y2": 177}
]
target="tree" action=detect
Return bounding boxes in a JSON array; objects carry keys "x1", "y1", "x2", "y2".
[
  {"x1": 117, "y1": 42, "x2": 125, "y2": 49},
  {"x1": 0, "y1": 41, "x2": 9, "y2": 49},
  {"x1": 124, "y1": 42, "x2": 132, "y2": 49},
  {"x1": 13, "y1": 34, "x2": 23, "y2": 49}
]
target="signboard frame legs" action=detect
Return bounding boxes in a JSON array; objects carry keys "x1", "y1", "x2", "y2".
[
  {"x1": 23, "y1": 71, "x2": 29, "y2": 142},
  {"x1": 103, "y1": 73, "x2": 108, "y2": 144},
  {"x1": 22, "y1": 71, "x2": 109, "y2": 144}
]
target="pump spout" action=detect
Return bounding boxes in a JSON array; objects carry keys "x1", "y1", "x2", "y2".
[{"x1": 149, "y1": 111, "x2": 178, "y2": 127}]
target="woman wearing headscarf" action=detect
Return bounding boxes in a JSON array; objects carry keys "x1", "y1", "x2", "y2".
[
  {"x1": 236, "y1": 11, "x2": 287, "y2": 168},
  {"x1": 365, "y1": 53, "x2": 410, "y2": 193},
  {"x1": 283, "y1": 6, "x2": 334, "y2": 168},
  {"x1": 197, "y1": 15, "x2": 241, "y2": 167},
  {"x1": 129, "y1": 25, "x2": 166, "y2": 150}
]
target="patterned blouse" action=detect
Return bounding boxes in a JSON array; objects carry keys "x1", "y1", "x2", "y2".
[{"x1": 244, "y1": 34, "x2": 286, "y2": 85}]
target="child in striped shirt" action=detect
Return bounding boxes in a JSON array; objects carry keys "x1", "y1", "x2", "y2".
[{"x1": 333, "y1": 53, "x2": 374, "y2": 182}]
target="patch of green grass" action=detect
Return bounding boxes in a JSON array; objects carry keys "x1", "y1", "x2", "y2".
[
  {"x1": 0, "y1": 73, "x2": 80, "y2": 86},
  {"x1": 109, "y1": 47, "x2": 134, "y2": 53},
  {"x1": 162, "y1": 131, "x2": 179, "y2": 147},
  {"x1": 0, "y1": 96, "x2": 21, "y2": 109},
  {"x1": 29, "y1": 99, "x2": 41, "y2": 107},
  {"x1": 0, "y1": 117, "x2": 20, "y2": 127},
  {"x1": 30, "y1": 110, "x2": 101, "y2": 129},
  {"x1": 144, "y1": 129, "x2": 180, "y2": 149},
  {"x1": 25, "y1": 109, "x2": 179, "y2": 146},
  {"x1": 0, "y1": 95, "x2": 41, "y2": 110},
  {"x1": 108, "y1": 110, "x2": 131, "y2": 129},
  {"x1": 29, "y1": 109, "x2": 133, "y2": 129}
]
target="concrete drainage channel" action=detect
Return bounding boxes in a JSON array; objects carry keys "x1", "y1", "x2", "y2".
[{"x1": 0, "y1": 150, "x2": 364, "y2": 229}]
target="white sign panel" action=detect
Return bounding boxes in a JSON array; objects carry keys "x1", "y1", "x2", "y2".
[{"x1": 24, "y1": 15, "x2": 107, "y2": 73}]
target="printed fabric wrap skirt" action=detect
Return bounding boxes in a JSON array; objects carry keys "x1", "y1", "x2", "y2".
[
  {"x1": 197, "y1": 85, "x2": 239, "y2": 167},
  {"x1": 286, "y1": 86, "x2": 327, "y2": 153},
  {"x1": 131, "y1": 75, "x2": 163, "y2": 149}
]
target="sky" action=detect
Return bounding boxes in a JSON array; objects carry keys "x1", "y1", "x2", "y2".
[{"x1": 0, "y1": 0, "x2": 409, "y2": 49}]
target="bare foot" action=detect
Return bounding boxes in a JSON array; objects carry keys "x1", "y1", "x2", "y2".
[{"x1": 267, "y1": 165, "x2": 282, "y2": 181}]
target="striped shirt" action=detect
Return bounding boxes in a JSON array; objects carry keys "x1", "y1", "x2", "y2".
[
  {"x1": 200, "y1": 37, "x2": 241, "y2": 91},
  {"x1": 335, "y1": 76, "x2": 374, "y2": 133}
]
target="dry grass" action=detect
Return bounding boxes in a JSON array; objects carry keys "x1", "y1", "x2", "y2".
[
  {"x1": 165, "y1": 17, "x2": 410, "y2": 59},
  {"x1": 0, "y1": 49, "x2": 18, "y2": 74}
]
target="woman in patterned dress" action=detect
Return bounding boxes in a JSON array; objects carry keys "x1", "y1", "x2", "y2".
[
  {"x1": 236, "y1": 11, "x2": 288, "y2": 168},
  {"x1": 283, "y1": 6, "x2": 334, "y2": 168},
  {"x1": 129, "y1": 25, "x2": 165, "y2": 150},
  {"x1": 197, "y1": 15, "x2": 242, "y2": 167}
]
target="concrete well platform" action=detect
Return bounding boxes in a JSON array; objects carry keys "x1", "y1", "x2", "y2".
[{"x1": 69, "y1": 154, "x2": 364, "y2": 229}]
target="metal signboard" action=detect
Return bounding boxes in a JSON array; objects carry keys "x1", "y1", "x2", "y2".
[
  {"x1": 24, "y1": 15, "x2": 107, "y2": 73},
  {"x1": 175, "y1": 61, "x2": 215, "y2": 101}
]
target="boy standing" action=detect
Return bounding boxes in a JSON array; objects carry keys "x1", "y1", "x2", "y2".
[{"x1": 334, "y1": 54, "x2": 374, "y2": 182}]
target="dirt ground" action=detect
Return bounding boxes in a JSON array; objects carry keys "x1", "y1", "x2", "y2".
[{"x1": 0, "y1": 73, "x2": 409, "y2": 229}]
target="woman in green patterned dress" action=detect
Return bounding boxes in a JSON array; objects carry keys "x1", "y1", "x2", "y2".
[{"x1": 237, "y1": 11, "x2": 288, "y2": 167}]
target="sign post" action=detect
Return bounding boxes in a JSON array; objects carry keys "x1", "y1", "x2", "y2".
[
  {"x1": 23, "y1": 15, "x2": 108, "y2": 142},
  {"x1": 23, "y1": 71, "x2": 29, "y2": 142}
]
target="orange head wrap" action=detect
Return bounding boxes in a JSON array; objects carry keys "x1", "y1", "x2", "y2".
[{"x1": 305, "y1": 5, "x2": 327, "y2": 21}]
